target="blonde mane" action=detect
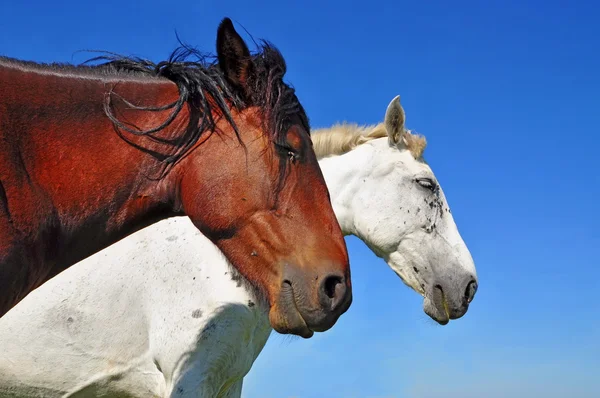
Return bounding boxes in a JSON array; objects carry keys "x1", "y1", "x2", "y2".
[{"x1": 312, "y1": 122, "x2": 427, "y2": 159}]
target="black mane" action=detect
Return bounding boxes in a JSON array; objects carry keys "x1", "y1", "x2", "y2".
[{"x1": 88, "y1": 42, "x2": 309, "y2": 178}]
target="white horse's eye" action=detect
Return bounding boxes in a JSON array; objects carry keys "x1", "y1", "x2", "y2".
[{"x1": 416, "y1": 178, "x2": 436, "y2": 191}]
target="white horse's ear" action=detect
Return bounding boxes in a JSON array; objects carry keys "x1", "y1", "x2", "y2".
[{"x1": 385, "y1": 95, "x2": 407, "y2": 146}]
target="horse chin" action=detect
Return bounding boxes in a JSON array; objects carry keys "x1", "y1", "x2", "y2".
[
  {"x1": 387, "y1": 259, "x2": 451, "y2": 325},
  {"x1": 268, "y1": 282, "x2": 314, "y2": 339},
  {"x1": 423, "y1": 289, "x2": 451, "y2": 325}
]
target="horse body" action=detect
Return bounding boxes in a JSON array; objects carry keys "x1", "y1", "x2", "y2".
[
  {"x1": 0, "y1": 18, "x2": 352, "y2": 336},
  {"x1": 0, "y1": 96, "x2": 478, "y2": 397}
]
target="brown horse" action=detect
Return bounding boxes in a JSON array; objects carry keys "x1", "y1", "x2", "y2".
[{"x1": 0, "y1": 18, "x2": 351, "y2": 338}]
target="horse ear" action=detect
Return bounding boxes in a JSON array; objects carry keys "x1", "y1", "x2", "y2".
[
  {"x1": 216, "y1": 18, "x2": 253, "y2": 96},
  {"x1": 384, "y1": 95, "x2": 407, "y2": 146}
]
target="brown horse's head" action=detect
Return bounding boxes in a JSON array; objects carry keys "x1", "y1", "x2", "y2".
[{"x1": 168, "y1": 19, "x2": 350, "y2": 338}]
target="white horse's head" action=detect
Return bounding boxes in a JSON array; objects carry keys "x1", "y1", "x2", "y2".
[{"x1": 315, "y1": 96, "x2": 478, "y2": 324}]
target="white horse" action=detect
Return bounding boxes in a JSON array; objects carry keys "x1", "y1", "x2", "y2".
[{"x1": 0, "y1": 96, "x2": 478, "y2": 398}]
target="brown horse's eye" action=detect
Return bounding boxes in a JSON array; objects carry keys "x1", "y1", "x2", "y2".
[
  {"x1": 288, "y1": 150, "x2": 297, "y2": 163},
  {"x1": 275, "y1": 142, "x2": 299, "y2": 163}
]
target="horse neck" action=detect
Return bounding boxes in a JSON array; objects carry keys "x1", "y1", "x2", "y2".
[
  {"x1": 318, "y1": 140, "x2": 381, "y2": 237},
  {"x1": 0, "y1": 66, "x2": 184, "y2": 268}
]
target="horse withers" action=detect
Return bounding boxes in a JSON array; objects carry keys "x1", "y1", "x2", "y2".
[{"x1": 0, "y1": 18, "x2": 351, "y2": 336}]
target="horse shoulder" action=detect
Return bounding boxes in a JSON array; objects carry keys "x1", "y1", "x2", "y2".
[
  {"x1": 167, "y1": 302, "x2": 270, "y2": 398},
  {"x1": 136, "y1": 218, "x2": 272, "y2": 397}
]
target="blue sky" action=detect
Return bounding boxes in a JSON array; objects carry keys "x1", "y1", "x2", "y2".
[{"x1": 2, "y1": 0, "x2": 599, "y2": 396}]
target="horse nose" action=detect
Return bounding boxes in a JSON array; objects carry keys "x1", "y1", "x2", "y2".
[
  {"x1": 428, "y1": 275, "x2": 477, "y2": 321},
  {"x1": 464, "y1": 280, "x2": 478, "y2": 304},
  {"x1": 319, "y1": 273, "x2": 351, "y2": 313}
]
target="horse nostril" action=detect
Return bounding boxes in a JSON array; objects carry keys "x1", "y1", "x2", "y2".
[
  {"x1": 465, "y1": 280, "x2": 478, "y2": 303},
  {"x1": 319, "y1": 274, "x2": 347, "y2": 311},
  {"x1": 324, "y1": 276, "x2": 340, "y2": 298}
]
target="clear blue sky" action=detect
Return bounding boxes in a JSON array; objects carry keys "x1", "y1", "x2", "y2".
[{"x1": 2, "y1": 0, "x2": 598, "y2": 396}]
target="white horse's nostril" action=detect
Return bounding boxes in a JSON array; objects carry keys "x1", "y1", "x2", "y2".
[{"x1": 465, "y1": 280, "x2": 478, "y2": 303}]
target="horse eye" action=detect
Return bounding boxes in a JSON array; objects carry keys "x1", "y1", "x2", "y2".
[
  {"x1": 275, "y1": 142, "x2": 299, "y2": 163},
  {"x1": 416, "y1": 178, "x2": 436, "y2": 191}
]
